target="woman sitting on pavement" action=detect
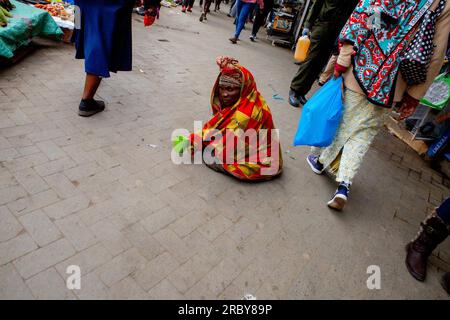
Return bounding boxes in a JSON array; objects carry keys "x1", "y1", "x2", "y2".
[{"x1": 175, "y1": 56, "x2": 283, "y2": 181}]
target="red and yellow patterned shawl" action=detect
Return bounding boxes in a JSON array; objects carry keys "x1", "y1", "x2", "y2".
[{"x1": 190, "y1": 57, "x2": 283, "y2": 181}]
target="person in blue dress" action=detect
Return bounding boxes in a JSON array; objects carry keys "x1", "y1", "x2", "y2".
[
  {"x1": 73, "y1": 0, "x2": 159, "y2": 117},
  {"x1": 73, "y1": 0, "x2": 134, "y2": 117}
]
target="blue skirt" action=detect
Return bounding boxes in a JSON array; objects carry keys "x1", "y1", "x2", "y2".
[{"x1": 73, "y1": 0, "x2": 135, "y2": 78}]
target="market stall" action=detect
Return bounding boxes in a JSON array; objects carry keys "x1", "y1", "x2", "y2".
[
  {"x1": 31, "y1": 1, "x2": 75, "y2": 43},
  {"x1": 386, "y1": 59, "x2": 450, "y2": 176},
  {"x1": 0, "y1": 0, "x2": 63, "y2": 64}
]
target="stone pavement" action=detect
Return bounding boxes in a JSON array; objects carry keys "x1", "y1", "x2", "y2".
[{"x1": 0, "y1": 5, "x2": 449, "y2": 300}]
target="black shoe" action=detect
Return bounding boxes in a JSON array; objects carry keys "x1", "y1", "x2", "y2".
[
  {"x1": 289, "y1": 90, "x2": 308, "y2": 107},
  {"x1": 298, "y1": 95, "x2": 308, "y2": 106},
  {"x1": 78, "y1": 99, "x2": 105, "y2": 117}
]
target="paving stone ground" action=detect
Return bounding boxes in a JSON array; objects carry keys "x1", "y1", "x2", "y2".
[{"x1": 0, "y1": 5, "x2": 449, "y2": 299}]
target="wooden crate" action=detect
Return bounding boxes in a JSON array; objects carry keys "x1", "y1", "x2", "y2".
[{"x1": 385, "y1": 115, "x2": 429, "y2": 155}]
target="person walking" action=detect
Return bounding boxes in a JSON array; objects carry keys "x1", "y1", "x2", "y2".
[
  {"x1": 214, "y1": 0, "x2": 222, "y2": 11},
  {"x1": 199, "y1": 0, "x2": 213, "y2": 21},
  {"x1": 73, "y1": 0, "x2": 159, "y2": 117},
  {"x1": 182, "y1": 0, "x2": 195, "y2": 12},
  {"x1": 249, "y1": 0, "x2": 273, "y2": 41},
  {"x1": 288, "y1": 0, "x2": 358, "y2": 107},
  {"x1": 229, "y1": 0, "x2": 264, "y2": 43},
  {"x1": 306, "y1": 0, "x2": 450, "y2": 211}
]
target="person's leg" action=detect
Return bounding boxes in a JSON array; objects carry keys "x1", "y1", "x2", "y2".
[
  {"x1": 205, "y1": 0, "x2": 212, "y2": 12},
  {"x1": 406, "y1": 197, "x2": 450, "y2": 282},
  {"x1": 437, "y1": 197, "x2": 450, "y2": 225},
  {"x1": 188, "y1": 0, "x2": 195, "y2": 10},
  {"x1": 215, "y1": 0, "x2": 221, "y2": 11},
  {"x1": 248, "y1": 5, "x2": 256, "y2": 22},
  {"x1": 251, "y1": 7, "x2": 263, "y2": 38},
  {"x1": 233, "y1": 0, "x2": 241, "y2": 20},
  {"x1": 335, "y1": 109, "x2": 388, "y2": 185},
  {"x1": 201, "y1": 0, "x2": 212, "y2": 20},
  {"x1": 232, "y1": 2, "x2": 254, "y2": 41},
  {"x1": 289, "y1": 25, "x2": 337, "y2": 105},
  {"x1": 317, "y1": 90, "x2": 367, "y2": 171},
  {"x1": 78, "y1": 73, "x2": 105, "y2": 117},
  {"x1": 315, "y1": 89, "x2": 388, "y2": 210},
  {"x1": 82, "y1": 74, "x2": 102, "y2": 100},
  {"x1": 182, "y1": 0, "x2": 188, "y2": 11}
]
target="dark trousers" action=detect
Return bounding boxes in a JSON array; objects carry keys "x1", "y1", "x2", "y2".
[
  {"x1": 229, "y1": 0, "x2": 236, "y2": 12},
  {"x1": 437, "y1": 197, "x2": 450, "y2": 225},
  {"x1": 290, "y1": 22, "x2": 339, "y2": 96},
  {"x1": 251, "y1": 5, "x2": 273, "y2": 36},
  {"x1": 183, "y1": 0, "x2": 195, "y2": 7},
  {"x1": 203, "y1": 0, "x2": 213, "y2": 13}
]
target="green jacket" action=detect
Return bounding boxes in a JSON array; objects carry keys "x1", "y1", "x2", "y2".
[{"x1": 304, "y1": 0, "x2": 359, "y2": 29}]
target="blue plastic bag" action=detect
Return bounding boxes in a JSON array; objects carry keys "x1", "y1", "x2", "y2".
[{"x1": 293, "y1": 77, "x2": 344, "y2": 147}]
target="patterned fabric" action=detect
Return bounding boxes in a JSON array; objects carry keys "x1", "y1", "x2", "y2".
[
  {"x1": 340, "y1": 0, "x2": 433, "y2": 107},
  {"x1": 219, "y1": 67, "x2": 242, "y2": 87},
  {"x1": 400, "y1": 0, "x2": 447, "y2": 85},
  {"x1": 319, "y1": 89, "x2": 389, "y2": 183},
  {"x1": 188, "y1": 57, "x2": 283, "y2": 181}
]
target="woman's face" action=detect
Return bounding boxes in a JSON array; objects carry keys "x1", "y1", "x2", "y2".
[{"x1": 219, "y1": 84, "x2": 241, "y2": 108}]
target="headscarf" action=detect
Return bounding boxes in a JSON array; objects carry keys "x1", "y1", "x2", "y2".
[{"x1": 188, "y1": 56, "x2": 283, "y2": 181}]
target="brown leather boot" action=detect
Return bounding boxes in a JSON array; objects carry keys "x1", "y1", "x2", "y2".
[
  {"x1": 442, "y1": 272, "x2": 450, "y2": 294},
  {"x1": 405, "y1": 214, "x2": 449, "y2": 282}
]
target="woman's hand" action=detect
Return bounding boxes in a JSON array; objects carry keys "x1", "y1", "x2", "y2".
[
  {"x1": 397, "y1": 93, "x2": 419, "y2": 121},
  {"x1": 333, "y1": 63, "x2": 348, "y2": 79}
]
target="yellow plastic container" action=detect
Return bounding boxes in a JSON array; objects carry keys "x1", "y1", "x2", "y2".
[{"x1": 294, "y1": 35, "x2": 311, "y2": 62}]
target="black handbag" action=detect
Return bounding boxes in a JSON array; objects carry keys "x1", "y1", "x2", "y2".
[{"x1": 400, "y1": 0, "x2": 447, "y2": 85}]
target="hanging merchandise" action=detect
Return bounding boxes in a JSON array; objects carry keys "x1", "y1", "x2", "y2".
[{"x1": 420, "y1": 72, "x2": 450, "y2": 111}]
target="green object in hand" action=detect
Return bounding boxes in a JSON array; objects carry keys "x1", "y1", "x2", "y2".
[{"x1": 172, "y1": 135, "x2": 189, "y2": 154}]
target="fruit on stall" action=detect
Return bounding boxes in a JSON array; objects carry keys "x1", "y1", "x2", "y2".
[
  {"x1": 0, "y1": 0, "x2": 15, "y2": 11},
  {"x1": 34, "y1": 3, "x2": 70, "y2": 19},
  {"x1": 0, "y1": 2, "x2": 14, "y2": 28}
]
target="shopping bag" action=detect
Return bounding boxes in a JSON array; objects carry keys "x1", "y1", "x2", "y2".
[{"x1": 293, "y1": 77, "x2": 344, "y2": 147}]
